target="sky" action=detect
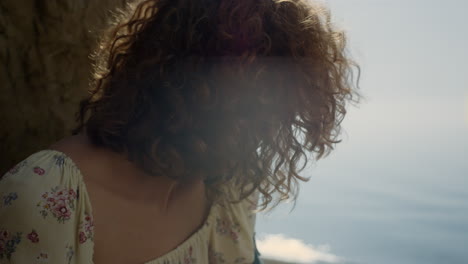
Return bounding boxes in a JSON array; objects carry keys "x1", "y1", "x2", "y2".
[{"x1": 256, "y1": 0, "x2": 468, "y2": 263}]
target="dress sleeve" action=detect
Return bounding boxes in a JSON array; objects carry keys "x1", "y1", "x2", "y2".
[
  {"x1": 208, "y1": 185, "x2": 260, "y2": 264},
  {"x1": 0, "y1": 151, "x2": 94, "y2": 263}
]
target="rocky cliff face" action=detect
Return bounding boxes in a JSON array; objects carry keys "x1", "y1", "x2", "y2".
[{"x1": 0, "y1": 0, "x2": 127, "y2": 172}]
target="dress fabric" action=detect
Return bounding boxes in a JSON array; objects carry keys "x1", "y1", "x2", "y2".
[{"x1": 0, "y1": 150, "x2": 258, "y2": 264}]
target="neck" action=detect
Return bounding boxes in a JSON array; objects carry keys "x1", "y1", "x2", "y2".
[{"x1": 77, "y1": 132, "x2": 205, "y2": 213}]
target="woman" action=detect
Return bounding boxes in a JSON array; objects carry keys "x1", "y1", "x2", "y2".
[{"x1": 0, "y1": 0, "x2": 359, "y2": 263}]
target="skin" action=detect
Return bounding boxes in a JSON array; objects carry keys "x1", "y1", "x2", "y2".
[{"x1": 49, "y1": 133, "x2": 211, "y2": 264}]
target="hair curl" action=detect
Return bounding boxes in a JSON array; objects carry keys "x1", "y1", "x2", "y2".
[{"x1": 73, "y1": 0, "x2": 360, "y2": 210}]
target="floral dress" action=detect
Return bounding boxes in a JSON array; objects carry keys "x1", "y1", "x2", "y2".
[{"x1": 0, "y1": 150, "x2": 261, "y2": 264}]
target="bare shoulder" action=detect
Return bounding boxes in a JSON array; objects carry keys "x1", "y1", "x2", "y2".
[
  {"x1": 49, "y1": 133, "x2": 91, "y2": 156},
  {"x1": 48, "y1": 133, "x2": 108, "y2": 180},
  {"x1": 49, "y1": 134, "x2": 85, "y2": 154}
]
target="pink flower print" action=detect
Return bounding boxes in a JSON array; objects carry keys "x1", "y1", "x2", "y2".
[
  {"x1": 33, "y1": 167, "x2": 45, "y2": 175},
  {"x1": 8, "y1": 165, "x2": 19, "y2": 174},
  {"x1": 230, "y1": 230, "x2": 238, "y2": 241},
  {"x1": 36, "y1": 252, "x2": 48, "y2": 260},
  {"x1": 215, "y1": 218, "x2": 241, "y2": 243},
  {"x1": 55, "y1": 189, "x2": 76, "y2": 203},
  {"x1": 38, "y1": 187, "x2": 77, "y2": 223},
  {"x1": 85, "y1": 220, "x2": 94, "y2": 234},
  {"x1": 27, "y1": 230, "x2": 39, "y2": 243},
  {"x1": 78, "y1": 232, "x2": 87, "y2": 244},
  {"x1": 183, "y1": 246, "x2": 196, "y2": 264},
  {"x1": 52, "y1": 202, "x2": 71, "y2": 220},
  {"x1": 68, "y1": 189, "x2": 77, "y2": 197},
  {"x1": 56, "y1": 191, "x2": 65, "y2": 201},
  {"x1": 79, "y1": 213, "x2": 94, "y2": 242}
]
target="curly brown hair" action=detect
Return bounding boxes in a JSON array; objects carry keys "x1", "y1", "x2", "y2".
[{"x1": 72, "y1": 0, "x2": 360, "y2": 210}]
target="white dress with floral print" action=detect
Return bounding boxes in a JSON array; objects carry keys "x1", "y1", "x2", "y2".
[{"x1": 0, "y1": 150, "x2": 258, "y2": 264}]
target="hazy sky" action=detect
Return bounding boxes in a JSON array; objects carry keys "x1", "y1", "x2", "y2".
[{"x1": 256, "y1": 1, "x2": 468, "y2": 263}]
